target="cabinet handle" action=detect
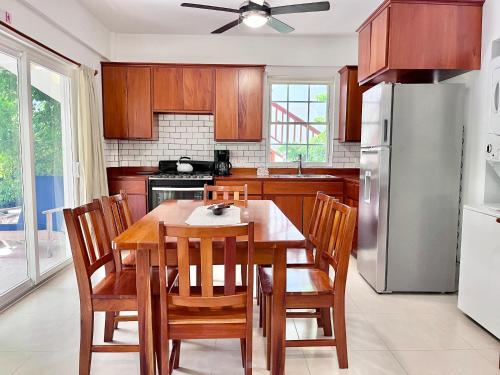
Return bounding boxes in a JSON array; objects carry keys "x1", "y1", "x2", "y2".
[{"x1": 496, "y1": 218, "x2": 500, "y2": 224}]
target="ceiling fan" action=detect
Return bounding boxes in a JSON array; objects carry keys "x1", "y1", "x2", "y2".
[{"x1": 180, "y1": 1, "x2": 331, "y2": 34}]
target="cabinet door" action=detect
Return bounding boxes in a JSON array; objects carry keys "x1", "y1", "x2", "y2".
[
  {"x1": 153, "y1": 66, "x2": 183, "y2": 111},
  {"x1": 238, "y1": 68, "x2": 263, "y2": 141},
  {"x1": 358, "y1": 24, "x2": 372, "y2": 83},
  {"x1": 215, "y1": 68, "x2": 239, "y2": 141},
  {"x1": 102, "y1": 66, "x2": 128, "y2": 139},
  {"x1": 127, "y1": 67, "x2": 152, "y2": 139},
  {"x1": 369, "y1": 8, "x2": 389, "y2": 76},
  {"x1": 183, "y1": 67, "x2": 214, "y2": 112},
  {"x1": 268, "y1": 195, "x2": 304, "y2": 232}
]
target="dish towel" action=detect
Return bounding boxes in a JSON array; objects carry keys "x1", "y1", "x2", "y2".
[{"x1": 185, "y1": 205, "x2": 241, "y2": 226}]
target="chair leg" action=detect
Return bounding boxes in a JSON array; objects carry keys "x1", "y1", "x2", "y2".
[
  {"x1": 240, "y1": 338, "x2": 246, "y2": 368},
  {"x1": 245, "y1": 335, "x2": 252, "y2": 375},
  {"x1": 114, "y1": 311, "x2": 119, "y2": 329},
  {"x1": 256, "y1": 270, "x2": 261, "y2": 306},
  {"x1": 333, "y1": 301, "x2": 348, "y2": 369},
  {"x1": 316, "y1": 308, "x2": 324, "y2": 328},
  {"x1": 153, "y1": 299, "x2": 163, "y2": 375},
  {"x1": 262, "y1": 295, "x2": 267, "y2": 336},
  {"x1": 104, "y1": 311, "x2": 116, "y2": 342},
  {"x1": 79, "y1": 308, "x2": 94, "y2": 375},
  {"x1": 321, "y1": 307, "x2": 333, "y2": 337},
  {"x1": 173, "y1": 340, "x2": 181, "y2": 369},
  {"x1": 265, "y1": 295, "x2": 272, "y2": 371},
  {"x1": 241, "y1": 264, "x2": 248, "y2": 286}
]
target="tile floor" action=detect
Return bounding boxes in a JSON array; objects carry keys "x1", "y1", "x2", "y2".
[{"x1": 0, "y1": 258, "x2": 498, "y2": 374}]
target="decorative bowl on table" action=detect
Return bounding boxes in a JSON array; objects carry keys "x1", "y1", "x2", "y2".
[{"x1": 207, "y1": 203, "x2": 233, "y2": 216}]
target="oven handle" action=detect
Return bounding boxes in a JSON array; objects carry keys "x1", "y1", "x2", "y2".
[{"x1": 151, "y1": 187, "x2": 205, "y2": 192}]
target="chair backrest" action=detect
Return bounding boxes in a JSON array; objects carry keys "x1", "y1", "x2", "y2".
[
  {"x1": 308, "y1": 192, "x2": 335, "y2": 257},
  {"x1": 63, "y1": 200, "x2": 115, "y2": 301},
  {"x1": 101, "y1": 190, "x2": 133, "y2": 238},
  {"x1": 203, "y1": 184, "x2": 248, "y2": 206},
  {"x1": 158, "y1": 223, "x2": 254, "y2": 310},
  {"x1": 319, "y1": 200, "x2": 357, "y2": 294}
]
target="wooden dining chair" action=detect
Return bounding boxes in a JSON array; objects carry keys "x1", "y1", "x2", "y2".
[
  {"x1": 203, "y1": 184, "x2": 248, "y2": 207},
  {"x1": 63, "y1": 200, "x2": 140, "y2": 375},
  {"x1": 259, "y1": 199, "x2": 357, "y2": 369},
  {"x1": 202, "y1": 183, "x2": 249, "y2": 286},
  {"x1": 155, "y1": 222, "x2": 255, "y2": 375},
  {"x1": 257, "y1": 192, "x2": 335, "y2": 331},
  {"x1": 101, "y1": 190, "x2": 136, "y2": 269}
]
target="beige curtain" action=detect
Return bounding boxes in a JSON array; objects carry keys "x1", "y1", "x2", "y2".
[{"x1": 77, "y1": 66, "x2": 108, "y2": 204}]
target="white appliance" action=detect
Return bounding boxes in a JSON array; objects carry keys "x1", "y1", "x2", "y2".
[
  {"x1": 490, "y1": 57, "x2": 500, "y2": 135},
  {"x1": 357, "y1": 83, "x2": 465, "y2": 293},
  {"x1": 458, "y1": 205, "x2": 500, "y2": 338},
  {"x1": 485, "y1": 133, "x2": 500, "y2": 162}
]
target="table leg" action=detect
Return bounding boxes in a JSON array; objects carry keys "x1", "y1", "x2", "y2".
[
  {"x1": 136, "y1": 249, "x2": 155, "y2": 375},
  {"x1": 271, "y1": 245, "x2": 286, "y2": 375}
]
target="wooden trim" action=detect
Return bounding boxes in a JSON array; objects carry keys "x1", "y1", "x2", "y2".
[
  {"x1": 102, "y1": 62, "x2": 266, "y2": 69},
  {"x1": 356, "y1": 0, "x2": 484, "y2": 31},
  {"x1": 0, "y1": 21, "x2": 98, "y2": 75}
]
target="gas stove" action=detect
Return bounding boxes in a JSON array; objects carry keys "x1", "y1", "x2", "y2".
[{"x1": 148, "y1": 160, "x2": 215, "y2": 210}]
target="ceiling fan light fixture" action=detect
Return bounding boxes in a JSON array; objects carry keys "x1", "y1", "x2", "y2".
[{"x1": 242, "y1": 11, "x2": 269, "y2": 28}]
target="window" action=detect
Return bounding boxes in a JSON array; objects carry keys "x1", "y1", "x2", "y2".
[
  {"x1": 269, "y1": 82, "x2": 330, "y2": 164},
  {"x1": 0, "y1": 34, "x2": 75, "y2": 309}
]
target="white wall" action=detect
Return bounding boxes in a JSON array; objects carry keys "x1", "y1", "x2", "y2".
[
  {"x1": 449, "y1": 0, "x2": 500, "y2": 205},
  {"x1": 111, "y1": 33, "x2": 358, "y2": 67},
  {"x1": 2, "y1": 0, "x2": 111, "y2": 69}
]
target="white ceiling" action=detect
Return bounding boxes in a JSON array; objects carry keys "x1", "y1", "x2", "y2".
[{"x1": 77, "y1": 0, "x2": 383, "y2": 36}]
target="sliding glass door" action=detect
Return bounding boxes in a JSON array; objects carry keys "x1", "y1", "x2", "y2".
[
  {"x1": 0, "y1": 35, "x2": 76, "y2": 308},
  {"x1": 0, "y1": 49, "x2": 29, "y2": 297}
]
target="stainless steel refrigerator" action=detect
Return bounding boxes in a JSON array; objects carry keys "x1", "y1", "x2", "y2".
[{"x1": 357, "y1": 83, "x2": 465, "y2": 293}]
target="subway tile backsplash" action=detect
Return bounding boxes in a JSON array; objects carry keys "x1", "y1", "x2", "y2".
[{"x1": 104, "y1": 114, "x2": 360, "y2": 168}]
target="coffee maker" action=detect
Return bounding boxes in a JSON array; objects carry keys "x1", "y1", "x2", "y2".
[{"x1": 214, "y1": 150, "x2": 232, "y2": 176}]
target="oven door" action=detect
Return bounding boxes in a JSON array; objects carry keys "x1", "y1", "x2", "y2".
[{"x1": 149, "y1": 184, "x2": 206, "y2": 211}]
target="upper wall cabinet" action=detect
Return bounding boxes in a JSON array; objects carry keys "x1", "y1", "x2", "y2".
[
  {"x1": 102, "y1": 64, "x2": 153, "y2": 140},
  {"x1": 215, "y1": 67, "x2": 264, "y2": 142},
  {"x1": 338, "y1": 66, "x2": 372, "y2": 143},
  {"x1": 152, "y1": 66, "x2": 214, "y2": 113},
  {"x1": 357, "y1": 0, "x2": 484, "y2": 85}
]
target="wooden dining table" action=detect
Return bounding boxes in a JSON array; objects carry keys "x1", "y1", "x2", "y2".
[{"x1": 112, "y1": 199, "x2": 306, "y2": 375}]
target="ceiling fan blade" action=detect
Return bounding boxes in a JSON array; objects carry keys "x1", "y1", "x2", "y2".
[
  {"x1": 270, "y1": 1, "x2": 330, "y2": 15},
  {"x1": 211, "y1": 18, "x2": 242, "y2": 34},
  {"x1": 181, "y1": 3, "x2": 241, "y2": 13},
  {"x1": 268, "y1": 17, "x2": 294, "y2": 33}
]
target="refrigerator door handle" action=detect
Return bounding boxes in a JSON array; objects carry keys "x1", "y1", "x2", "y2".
[
  {"x1": 364, "y1": 170, "x2": 372, "y2": 204},
  {"x1": 383, "y1": 119, "x2": 389, "y2": 143}
]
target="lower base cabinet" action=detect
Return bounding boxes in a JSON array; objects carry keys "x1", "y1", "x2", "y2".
[
  {"x1": 108, "y1": 178, "x2": 148, "y2": 223},
  {"x1": 265, "y1": 195, "x2": 304, "y2": 232}
]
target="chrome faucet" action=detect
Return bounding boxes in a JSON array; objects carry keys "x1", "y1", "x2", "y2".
[{"x1": 295, "y1": 154, "x2": 303, "y2": 176}]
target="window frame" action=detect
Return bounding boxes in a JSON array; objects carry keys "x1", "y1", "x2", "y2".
[{"x1": 266, "y1": 78, "x2": 335, "y2": 167}]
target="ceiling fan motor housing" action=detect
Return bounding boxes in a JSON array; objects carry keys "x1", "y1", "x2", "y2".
[{"x1": 240, "y1": 1, "x2": 271, "y2": 20}]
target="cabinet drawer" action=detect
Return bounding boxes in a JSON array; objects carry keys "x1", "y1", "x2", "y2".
[
  {"x1": 345, "y1": 181, "x2": 360, "y2": 201},
  {"x1": 263, "y1": 181, "x2": 343, "y2": 196},
  {"x1": 109, "y1": 179, "x2": 147, "y2": 195},
  {"x1": 215, "y1": 180, "x2": 262, "y2": 195}
]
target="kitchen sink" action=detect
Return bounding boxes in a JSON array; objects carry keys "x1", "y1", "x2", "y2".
[{"x1": 270, "y1": 174, "x2": 336, "y2": 178}]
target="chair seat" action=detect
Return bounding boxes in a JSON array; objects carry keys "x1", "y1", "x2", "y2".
[
  {"x1": 93, "y1": 268, "x2": 177, "y2": 299},
  {"x1": 259, "y1": 266, "x2": 333, "y2": 296},
  {"x1": 286, "y1": 248, "x2": 314, "y2": 266}
]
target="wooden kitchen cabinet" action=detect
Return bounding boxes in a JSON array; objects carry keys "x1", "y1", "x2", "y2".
[
  {"x1": 266, "y1": 195, "x2": 304, "y2": 232},
  {"x1": 108, "y1": 178, "x2": 148, "y2": 223},
  {"x1": 357, "y1": 0, "x2": 484, "y2": 85},
  {"x1": 153, "y1": 66, "x2": 214, "y2": 112},
  {"x1": 215, "y1": 67, "x2": 264, "y2": 142},
  {"x1": 338, "y1": 66, "x2": 372, "y2": 143},
  {"x1": 102, "y1": 65, "x2": 153, "y2": 140},
  {"x1": 344, "y1": 179, "x2": 360, "y2": 256}
]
